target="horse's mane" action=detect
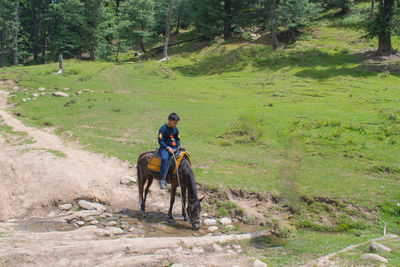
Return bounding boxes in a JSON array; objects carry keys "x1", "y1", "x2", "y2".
[{"x1": 179, "y1": 157, "x2": 199, "y2": 203}]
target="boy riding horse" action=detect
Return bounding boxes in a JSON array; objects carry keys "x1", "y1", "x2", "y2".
[{"x1": 158, "y1": 112, "x2": 180, "y2": 189}]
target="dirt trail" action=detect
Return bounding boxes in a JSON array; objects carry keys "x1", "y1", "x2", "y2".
[{"x1": 0, "y1": 89, "x2": 264, "y2": 266}]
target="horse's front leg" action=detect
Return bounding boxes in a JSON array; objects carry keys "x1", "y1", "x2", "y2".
[
  {"x1": 181, "y1": 186, "x2": 188, "y2": 222},
  {"x1": 168, "y1": 183, "x2": 177, "y2": 223}
]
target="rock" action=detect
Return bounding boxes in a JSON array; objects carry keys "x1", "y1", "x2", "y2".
[
  {"x1": 77, "y1": 90, "x2": 82, "y2": 95},
  {"x1": 58, "y1": 203, "x2": 73, "y2": 210},
  {"x1": 107, "y1": 227, "x2": 124, "y2": 235},
  {"x1": 175, "y1": 246, "x2": 184, "y2": 253},
  {"x1": 204, "y1": 218, "x2": 217, "y2": 226},
  {"x1": 361, "y1": 254, "x2": 388, "y2": 263},
  {"x1": 192, "y1": 247, "x2": 204, "y2": 254},
  {"x1": 208, "y1": 226, "x2": 218, "y2": 232},
  {"x1": 78, "y1": 200, "x2": 106, "y2": 212},
  {"x1": 103, "y1": 212, "x2": 113, "y2": 217},
  {"x1": 225, "y1": 224, "x2": 234, "y2": 230},
  {"x1": 90, "y1": 220, "x2": 99, "y2": 225},
  {"x1": 32, "y1": 93, "x2": 39, "y2": 98},
  {"x1": 40, "y1": 92, "x2": 46, "y2": 97},
  {"x1": 108, "y1": 221, "x2": 118, "y2": 226},
  {"x1": 171, "y1": 264, "x2": 184, "y2": 267},
  {"x1": 220, "y1": 217, "x2": 232, "y2": 225},
  {"x1": 201, "y1": 212, "x2": 208, "y2": 217},
  {"x1": 47, "y1": 211, "x2": 59, "y2": 217},
  {"x1": 233, "y1": 244, "x2": 241, "y2": 250},
  {"x1": 76, "y1": 221, "x2": 85, "y2": 226},
  {"x1": 64, "y1": 87, "x2": 70, "y2": 91},
  {"x1": 212, "y1": 243, "x2": 223, "y2": 252},
  {"x1": 120, "y1": 175, "x2": 137, "y2": 185},
  {"x1": 53, "y1": 92, "x2": 69, "y2": 97},
  {"x1": 62, "y1": 209, "x2": 103, "y2": 221},
  {"x1": 370, "y1": 242, "x2": 392, "y2": 253},
  {"x1": 227, "y1": 250, "x2": 236, "y2": 255},
  {"x1": 253, "y1": 259, "x2": 267, "y2": 267},
  {"x1": 38, "y1": 87, "x2": 46, "y2": 91}
]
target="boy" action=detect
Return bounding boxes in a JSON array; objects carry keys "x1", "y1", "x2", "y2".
[{"x1": 158, "y1": 112, "x2": 180, "y2": 189}]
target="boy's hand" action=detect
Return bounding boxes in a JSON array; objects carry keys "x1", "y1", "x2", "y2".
[{"x1": 167, "y1": 147, "x2": 174, "y2": 154}]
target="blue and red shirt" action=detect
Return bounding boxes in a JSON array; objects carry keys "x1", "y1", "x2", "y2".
[{"x1": 158, "y1": 124, "x2": 180, "y2": 150}]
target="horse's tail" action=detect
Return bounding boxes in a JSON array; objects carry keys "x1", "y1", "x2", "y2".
[{"x1": 137, "y1": 157, "x2": 145, "y2": 211}]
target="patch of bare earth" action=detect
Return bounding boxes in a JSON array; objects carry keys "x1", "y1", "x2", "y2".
[
  {"x1": 354, "y1": 49, "x2": 400, "y2": 73},
  {"x1": 0, "y1": 87, "x2": 269, "y2": 266}
]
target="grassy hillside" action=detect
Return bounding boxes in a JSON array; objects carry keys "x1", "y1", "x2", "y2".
[{"x1": 1, "y1": 2, "x2": 399, "y2": 240}]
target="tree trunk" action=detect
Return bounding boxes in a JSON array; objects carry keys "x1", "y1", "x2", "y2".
[
  {"x1": 369, "y1": 0, "x2": 375, "y2": 19},
  {"x1": 377, "y1": 0, "x2": 394, "y2": 55},
  {"x1": 175, "y1": 10, "x2": 181, "y2": 34},
  {"x1": 140, "y1": 40, "x2": 145, "y2": 53},
  {"x1": 270, "y1": 0, "x2": 279, "y2": 50},
  {"x1": 162, "y1": 0, "x2": 173, "y2": 60},
  {"x1": 58, "y1": 53, "x2": 64, "y2": 73},
  {"x1": 223, "y1": 0, "x2": 232, "y2": 41},
  {"x1": 1, "y1": 29, "x2": 5, "y2": 68},
  {"x1": 90, "y1": 46, "x2": 94, "y2": 60},
  {"x1": 13, "y1": 0, "x2": 19, "y2": 66}
]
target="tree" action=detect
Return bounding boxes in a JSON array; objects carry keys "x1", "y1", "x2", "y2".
[
  {"x1": 325, "y1": 0, "x2": 352, "y2": 15},
  {"x1": 162, "y1": 0, "x2": 173, "y2": 59},
  {"x1": 366, "y1": 0, "x2": 398, "y2": 55},
  {"x1": 369, "y1": 0, "x2": 376, "y2": 19},
  {"x1": 118, "y1": 0, "x2": 155, "y2": 53},
  {"x1": 13, "y1": 0, "x2": 19, "y2": 66},
  {"x1": 190, "y1": 0, "x2": 257, "y2": 41},
  {"x1": 0, "y1": 0, "x2": 13, "y2": 67}
]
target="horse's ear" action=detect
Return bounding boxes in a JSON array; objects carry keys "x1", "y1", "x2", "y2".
[{"x1": 199, "y1": 196, "x2": 205, "y2": 202}]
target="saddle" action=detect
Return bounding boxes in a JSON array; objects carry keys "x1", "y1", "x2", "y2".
[{"x1": 148, "y1": 149, "x2": 192, "y2": 176}]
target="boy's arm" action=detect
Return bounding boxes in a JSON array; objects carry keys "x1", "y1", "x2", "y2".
[
  {"x1": 175, "y1": 128, "x2": 180, "y2": 148},
  {"x1": 158, "y1": 128, "x2": 168, "y2": 149}
]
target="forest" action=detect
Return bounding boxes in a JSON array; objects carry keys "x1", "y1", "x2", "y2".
[{"x1": 0, "y1": 0, "x2": 399, "y2": 67}]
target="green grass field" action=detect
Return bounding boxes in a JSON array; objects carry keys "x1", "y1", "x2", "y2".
[{"x1": 1, "y1": 3, "x2": 399, "y2": 260}]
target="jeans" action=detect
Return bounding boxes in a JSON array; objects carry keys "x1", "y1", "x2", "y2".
[{"x1": 160, "y1": 148, "x2": 170, "y2": 180}]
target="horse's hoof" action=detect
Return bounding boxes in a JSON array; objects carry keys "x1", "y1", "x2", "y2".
[{"x1": 183, "y1": 216, "x2": 188, "y2": 222}]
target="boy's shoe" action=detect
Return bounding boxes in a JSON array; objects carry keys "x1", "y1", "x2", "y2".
[{"x1": 160, "y1": 179, "x2": 167, "y2": 189}]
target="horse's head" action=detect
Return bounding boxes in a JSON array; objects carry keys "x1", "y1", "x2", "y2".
[{"x1": 187, "y1": 197, "x2": 204, "y2": 230}]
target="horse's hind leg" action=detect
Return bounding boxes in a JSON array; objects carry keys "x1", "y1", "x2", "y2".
[
  {"x1": 168, "y1": 184, "x2": 177, "y2": 223},
  {"x1": 143, "y1": 176, "x2": 153, "y2": 204}
]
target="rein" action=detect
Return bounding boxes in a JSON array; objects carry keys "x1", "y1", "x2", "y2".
[{"x1": 172, "y1": 152, "x2": 189, "y2": 220}]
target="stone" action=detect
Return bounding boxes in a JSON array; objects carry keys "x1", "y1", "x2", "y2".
[
  {"x1": 53, "y1": 92, "x2": 69, "y2": 97},
  {"x1": 108, "y1": 221, "x2": 118, "y2": 226},
  {"x1": 40, "y1": 92, "x2": 46, "y2": 97},
  {"x1": 76, "y1": 221, "x2": 85, "y2": 226},
  {"x1": 233, "y1": 244, "x2": 241, "y2": 250},
  {"x1": 175, "y1": 246, "x2": 184, "y2": 253},
  {"x1": 64, "y1": 87, "x2": 70, "y2": 91},
  {"x1": 225, "y1": 224, "x2": 234, "y2": 230},
  {"x1": 253, "y1": 259, "x2": 267, "y2": 267},
  {"x1": 38, "y1": 87, "x2": 46, "y2": 91},
  {"x1": 171, "y1": 264, "x2": 184, "y2": 267},
  {"x1": 58, "y1": 203, "x2": 73, "y2": 210},
  {"x1": 212, "y1": 243, "x2": 223, "y2": 252},
  {"x1": 208, "y1": 226, "x2": 218, "y2": 232},
  {"x1": 62, "y1": 210, "x2": 102, "y2": 221},
  {"x1": 361, "y1": 254, "x2": 388, "y2": 263},
  {"x1": 47, "y1": 211, "x2": 59, "y2": 217},
  {"x1": 120, "y1": 175, "x2": 137, "y2": 185},
  {"x1": 201, "y1": 212, "x2": 208, "y2": 217},
  {"x1": 204, "y1": 218, "x2": 217, "y2": 226},
  {"x1": 107, "y1": 227, "x2": 124, "y2": 235},
  {"x1": 220, "y1": 217, "x2": 232, "y2": 225},
  {"x1": 370, "y1": 242, "x2": 392, "y2": 253},
  {"x1": 103, "y1": 212, "x2": 113, "y2": 217},
  {"x1": 77, "y1": 90, "x2": 82, "y2": 95},
  {"x1": 227, "y1": 250, "x2": 236, "y2": 255},
  {"x1": 192, "y1": 247, "x2": 204, "y2": 254},
  {"x1": 32, "y1": 93, "x2": 39, "y2": 98},
  {"x1": 78, "y1": 200, "x2": 106, "y2": 212},
  {"x1": 90, "y1": 220, "x2": 99, "y2": 225}
]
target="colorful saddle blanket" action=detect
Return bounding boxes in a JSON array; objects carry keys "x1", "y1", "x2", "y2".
[{"x1": 148, "y1": 151, "x2": 192, "y2": 174}]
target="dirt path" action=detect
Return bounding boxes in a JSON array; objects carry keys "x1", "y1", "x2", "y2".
[{"x1": 0, "y1": 89, "x2": 263, "y2": 266}]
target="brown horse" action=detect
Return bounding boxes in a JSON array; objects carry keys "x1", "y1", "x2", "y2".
[{"x1": 136, "y1": 150, "x2": 203, "y2": 230}]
